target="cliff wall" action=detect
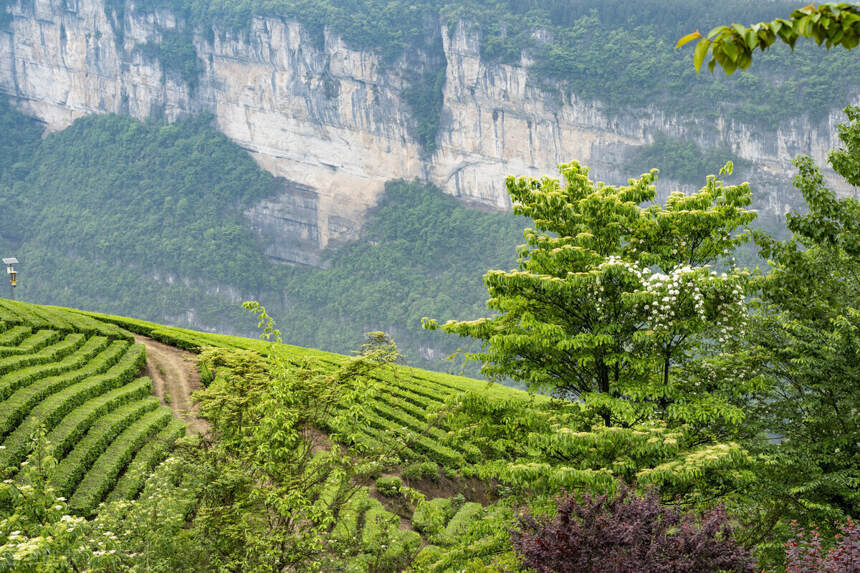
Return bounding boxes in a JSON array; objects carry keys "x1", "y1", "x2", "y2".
[{"x1": 1, "y1": 0, "x2": 855, "y2": 264}]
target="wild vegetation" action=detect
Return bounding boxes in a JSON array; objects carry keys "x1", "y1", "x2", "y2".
[
  {"x1": 0, "y1": 110, "x2": 858, "y2": 565},
  {"x1": 2, "y1": 1, "x2": 856, "y2": 373},
  {"x1": 2, "y1": 142, "x2": 857, "y2": 567},
  {"x1": 2, "y1": 105, "x2": 857, "y2": 571},
  {"x1": 0, "y1": 94, "x2": 793, "y2": 376}
]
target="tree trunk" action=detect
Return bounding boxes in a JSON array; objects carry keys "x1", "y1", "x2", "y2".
[{"x1": 597, "y1": 357, "x2": 612, "y2": 426}]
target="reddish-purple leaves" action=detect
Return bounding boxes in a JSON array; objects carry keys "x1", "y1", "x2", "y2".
[
  {"x1": 783, "y1": 518, "x2": 859, "y2": 573},
  {"x1": 511, "y1": 484, "x2": 755, "y2": 573}
]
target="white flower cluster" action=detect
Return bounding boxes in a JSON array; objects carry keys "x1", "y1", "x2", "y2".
[
  {"x1": 593, "y1": 256, "x2": 650, "y2": 314},
  {"x1": 689, "y1": 359, "x2": 749, "y2": 388},
  {"x1": 642, "y1": 265, "x2": 706, "y2": 331},
  {"x1": 711, "y1": 271, "x2": 747, "y2": 344},
  {"x1": 591, "y1": 256, "x2": 748, "y2": 343}
]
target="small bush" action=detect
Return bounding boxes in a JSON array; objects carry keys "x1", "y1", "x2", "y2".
[
  {"x1": 444, "y1": 502, "x2": 484, "y2": 540},
  {"x1": 443, "y1": 466, "x2": 460, "y2": 479},
  {"x1": 412, "y1": 497, "x2": 453, "y2": 542},
  {"x1": 512, "y1": 484, "x2": 756, "y2": 573},
  {"x1": 402, "y1": 461, "x2": 439, "y2": 482},
  {"x1": 376, "y1": 476, "x2": 402, "y2": 497},
  {"x1": 199, "y1": 361, "x2": 213, "y2": 386}
]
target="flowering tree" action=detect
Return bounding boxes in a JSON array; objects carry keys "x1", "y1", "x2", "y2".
[{"x1": 426, "y1": 161, "x2": 756, "y2": 428}]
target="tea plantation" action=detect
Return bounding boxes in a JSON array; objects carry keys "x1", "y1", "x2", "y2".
[
  {"x1": 0, "y1": 300, "x2": 547, "y2": 570},
  {"x1": 0, "y1": 299, "x2": 783, "y2": 571}
]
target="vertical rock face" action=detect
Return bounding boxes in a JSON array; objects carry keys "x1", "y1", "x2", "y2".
[
  {"x1": 0, "y1": 0, "x2": 855, "y2": 265},
  {"x1": 433, "y1": 23, "x2": 855, "y2": 213}
]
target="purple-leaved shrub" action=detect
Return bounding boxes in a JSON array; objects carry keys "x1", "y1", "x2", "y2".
[{"x1": 511, "y1": 484, "x2": 755, "y2": 573}]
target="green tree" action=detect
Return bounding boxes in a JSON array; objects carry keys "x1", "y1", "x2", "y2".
[
  {"x1": 99, "y1": 304, "x2": 406, "y2": 572},
  {"x1": 740, "y1": 107, "x2": 860, "y2": 544},
  {"x1": 426, "y1": 162, "x2": 756, "y2": 429},
  {"x1": 677, "y1": 3, "x2": 860, "y2": 74}
]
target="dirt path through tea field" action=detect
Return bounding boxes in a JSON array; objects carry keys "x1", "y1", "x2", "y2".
[{"x1": 134, "y1": 335, "x2": 209, "y2": 434}]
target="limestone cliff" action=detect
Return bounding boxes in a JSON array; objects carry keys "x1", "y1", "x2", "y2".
[{"x1": 1, "y1": 0, "x2": 855, "y2": 265}]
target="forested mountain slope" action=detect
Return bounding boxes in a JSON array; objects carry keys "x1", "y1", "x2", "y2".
[
  {"x1": 1, "y1": 0, "x2": 857, "y2": 256},
  {"x1": 0, "y1": 97, "x2": 525, "y2": 370},
  {"x1": 0, "y1": 0, "x2": 858, "y2": 372}
]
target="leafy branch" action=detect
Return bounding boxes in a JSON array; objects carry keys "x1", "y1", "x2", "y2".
[{"x1": 677, "y1": 3, "x2": 860, "y2": 74}]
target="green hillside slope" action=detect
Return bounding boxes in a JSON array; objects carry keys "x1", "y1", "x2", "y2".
[
  {"x1": 0, "y1": 300, "x2": 184, "y2": 516},
  {"x1": 0, "y1": 300, "x2": 789, "y2": 570},
  {"x1": 0, "y1": 299, "x2": 540, "y2": 569},
  {"x1": 0, "y1": 98, "x2": 526, "y2": 373}
]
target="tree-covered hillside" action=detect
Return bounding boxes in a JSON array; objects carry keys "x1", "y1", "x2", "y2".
[
  {"x1": 0, "y1": 96, "x2": 524, "y2": 372},
  {"x1": 0, "y1": 91, "x2": 797, "y2": 374},
  {"x1": 1, "y1": 0, "x2": 856, "y2": 374},
  {"x1": 2, "y1": 98, "x2": 856, "y2": 566}
]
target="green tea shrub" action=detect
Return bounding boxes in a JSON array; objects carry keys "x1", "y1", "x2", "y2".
[
  {"x1": 402, "y1": 461, "x2": 439, "y2": 482},
  {"x1": 375, "y1": 476, "x2": 402, "y2": 497}
]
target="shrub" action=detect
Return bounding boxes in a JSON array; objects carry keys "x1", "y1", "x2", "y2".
[
  {"x1": 444, "y1": 502, "x2": 484, "y2": 540},
  {"x1": 68, "y1": 407, "x2": 173, "y2": 514},
  {"x1": 361, "y1": 505, "x2": 398, "y2": 547},
  {"x1": 107, "y1": 419, "x2": 185, "y2": 502},
  {"x1": 376, "y1": 476, "x2": 402, "y2": 497},
  {"x1": 402, "y1": 461, "x2": 439, "y2": 482},
  {"x1": 781, "y1": 518, "x2": 859, "y2": 572},
  {"x1": 199, "y1": 361, "x2": 213, "y2": 386},
  {"x1": 511, "y1": 484, "x2": 756, "y2": 573},
  {"x1": 412, "y1": 497, "x2": 453, "y2": 542}
]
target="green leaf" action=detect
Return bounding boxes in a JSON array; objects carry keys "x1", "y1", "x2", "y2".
[
  {"x1": 675, "y1": 30, "x2": 702, "y2": 49},
  {"x1": 721, "y1": 40, "x2": 739, "y2": 61},
  {"x1": 693, "y1": 38, "x2": 712, "y2": 72},
  {"x1": 707, "y1": 25, "x2": 729, "y2": 40},
  {"x1": 744, "y1": 29, "x2": 758, "y2": 50}
]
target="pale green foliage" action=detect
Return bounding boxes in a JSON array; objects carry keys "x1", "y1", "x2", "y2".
[
  {"x1": 444, "y1": 391, "x2": 752, "y2": 504},
  {"x1": 411, "y1": 497, "x2": 453, "y2": 542},
  {"x1": 410, "y1": 503, "x2": 519, "y2": 572},
  {"x1": 423, "y1": 161, "x2": 760, "y2": 508},
  {"x1": 375, "y1": 476, "x2": 402, "y2": 497},
  {"x1": 677, "y1": 3, "x2": 860, "y2": 74},
  {"x1": 428, "y1": 161, "x2": 756, "y2": 429},
  {"x1": 402, "y1": 461, "x2": 439, "y2": 482},
  {"x1": 88, "y1": 454, "x2": 201, "y2": 572},
  {"x1": 138, "y1": 305, "x2": 405, "y2": 571}
]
